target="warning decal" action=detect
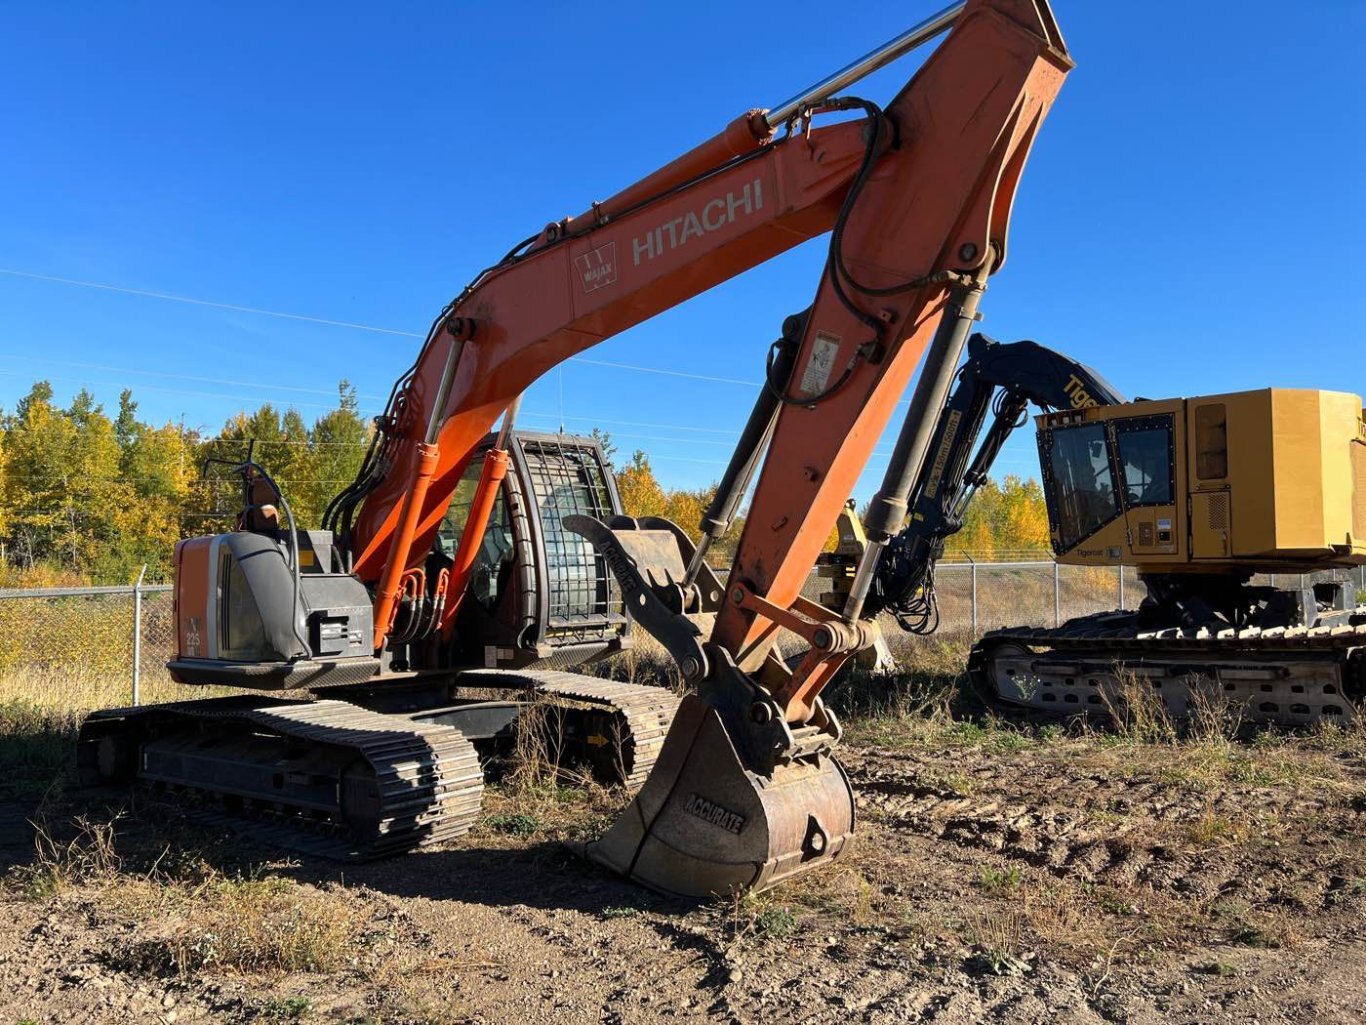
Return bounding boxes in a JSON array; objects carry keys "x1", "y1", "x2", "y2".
[{"x1": 799, "y1": 332, "x2": 841, "y2": 397}]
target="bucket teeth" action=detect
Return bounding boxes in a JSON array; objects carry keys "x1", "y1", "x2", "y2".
[{"x1": 586, "y1": 694, "x2": 855, "y2": 899}]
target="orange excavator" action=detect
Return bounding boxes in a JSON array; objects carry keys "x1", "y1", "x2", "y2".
[{"x1": 78, "y1": 0, "x2": 1071, "y2": 897}]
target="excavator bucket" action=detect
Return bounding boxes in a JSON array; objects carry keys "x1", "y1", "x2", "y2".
[
  {"x1": 585, "y1": 692, "x2": 855, "y2": 898},
  {"x1": 565, "y1": 513, "x2": 856, "y2": 898}
]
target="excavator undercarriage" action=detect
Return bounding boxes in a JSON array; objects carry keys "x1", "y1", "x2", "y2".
[
  {"x1": 972, "y1": 620, "x2": 1366, "y2": 726},
  {"x1": 78, "y1": 433, "x2": 681, "y2": 859}
]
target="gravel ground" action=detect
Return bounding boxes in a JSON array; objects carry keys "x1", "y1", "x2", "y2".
[{"x1": 2, "y1": 709, "x2": 1364, "y2": 1025}]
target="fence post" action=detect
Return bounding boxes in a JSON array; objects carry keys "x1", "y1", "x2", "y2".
[
  {"x1": 969, "y1": 555, "x2": 978, "y2": 639},
  {"x1": 132, "y1": 565, "x2": 146, "y2": 706},
  {"x1": 1118, "y1": 562, "x2": 1125, "y2": 611},
  {"x1": 1053, "y1": 560, "x2": 1061, "y2": 627}
]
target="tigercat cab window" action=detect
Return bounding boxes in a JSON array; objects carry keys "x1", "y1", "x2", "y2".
[
  {"x1": 1114, "y1": 419, "x2": 1175, "y2": 506},
  {"x1": 1043, "y1": 423, "x2": 1119, "y2": 549}
]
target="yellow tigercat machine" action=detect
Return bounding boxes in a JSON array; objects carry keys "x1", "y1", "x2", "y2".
[{"x1": 972, "y1": 389, "x2": 1366, "y2": 724}]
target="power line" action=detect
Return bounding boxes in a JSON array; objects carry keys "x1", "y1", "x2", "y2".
[
  {"x1": 519, "y1": 410, "x2": 743, "y2": 437},
  {"x1": 0, "y1": 267, "x2": 768, "y2": 388},
  {"x1": 567, "y1": 357, "x2": 759, "y2": 388},
  {"x1": 0, "y1": 268, "x2": 423, "y2": 337}
]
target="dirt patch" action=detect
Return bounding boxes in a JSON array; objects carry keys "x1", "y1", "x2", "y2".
[{"x1": 3, "y1": 698, "x2": 1366, "y2": 1024}]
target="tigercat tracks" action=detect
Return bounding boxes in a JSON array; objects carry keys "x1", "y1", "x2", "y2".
[
  {"x1": 78, "y1": 697, "x2": 484, "y2": 860},
  {"x1": 457, "y1": 669, "x2": 682, "y2": 789},
  {"x1": 972, "y1": 610, "x2": 1366, "y2": 726}
]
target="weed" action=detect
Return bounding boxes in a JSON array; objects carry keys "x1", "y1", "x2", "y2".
[
  {"x1": 1092, "y1": 888, "x2": 1137, "y2": 917},
  {"x1": 1229, "y1": 924, "x2": 1281, "y2": 949},
  {"x1": 8, "y1": 814, "x2": 121, "y2": 899},
  {"x1": 963, "y1": 910, "x2": 1032, "y2": 976},
  {"x1": 986, "y1": 727, "x2": 1033, "y2": 754},
  {"x1": 976, "y1": 864, "x2": 1023, "y2": 895},
  {"x1": 601, "y1": 905, "x2": 642, "y2": 919},
  {"x1": 486, "y1": 813, "x2": 544, "y2": 837},
  {"x1": 1184, "y1": 808, "x2": 1246, "y2": 847},
  {"x1": 755, "y1": 905, "x2": 799, "y2": 939},
  {"x1": 1100, "y1": 670, "x2": 1177, "y2": 745},
  {"x1": 107, "y1": 875, "x2": 359, "y2": 975},
  {"x1": 261, "y1": 996, "x2": 313, "y2": 1020}
]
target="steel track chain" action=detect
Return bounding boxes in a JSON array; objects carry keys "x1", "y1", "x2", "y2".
[
  {"x1": 80, "y1": 697, "x2": 484, "y2": 860},
  {"x1": 454, "y1": 669, "x2": 681, "y2": 788}
]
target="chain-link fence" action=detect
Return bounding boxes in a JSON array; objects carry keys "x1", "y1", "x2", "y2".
[
  {"x1": 0, "y1": 583, "x2": 175, "y2": 711},
  {"x1": 4, "y1": 563, "x2": 1364, "y2": 711}
]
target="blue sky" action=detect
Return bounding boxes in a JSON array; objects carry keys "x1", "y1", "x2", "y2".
[{"x1": 1, "y1": 1, "x2": 1363, "y2": 496}]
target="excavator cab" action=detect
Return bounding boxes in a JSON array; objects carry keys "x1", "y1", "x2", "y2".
[
  {"x1": 436, "y1": 430, "x2": 630, "y2": 670},
  {"x1": 166, "y1": 430, "x2": 630, "y2": 689}
]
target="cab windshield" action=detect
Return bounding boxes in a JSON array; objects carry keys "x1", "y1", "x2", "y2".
[{"x1": 1046, "y1": 423, "x2": 1119, "y2": 549}]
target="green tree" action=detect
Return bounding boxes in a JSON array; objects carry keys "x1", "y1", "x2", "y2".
[
  {"x1": 615, "y1": 450, "x2": 668, "y2": 519},
  {"x1": 303, "y1": 382, "x2": 370, "y2": 527},
  {"x1": 590, "y1": 427, "x2": 617, "y2": 464}
]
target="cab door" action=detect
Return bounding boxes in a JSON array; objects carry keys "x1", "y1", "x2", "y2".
[
  {"x1": 1111, "y1": 414, "x2": 1180, "y2": 560},
  {"x1": 1188, "y1": 401, "x2": 1232, "y2": 560}
]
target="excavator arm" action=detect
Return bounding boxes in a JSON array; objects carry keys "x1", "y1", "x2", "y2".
[
  {"x1": 329, "y1": 0, "x2": 1071, "y2": 896},
  {"x1": 867, "y1": 332, "x2": 1123, "y2": 631}
]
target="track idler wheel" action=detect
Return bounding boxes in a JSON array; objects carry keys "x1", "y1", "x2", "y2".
[{"x1": 585, "y1": 693, "x2": 855, "y2": 899}]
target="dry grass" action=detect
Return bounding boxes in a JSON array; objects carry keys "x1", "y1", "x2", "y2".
[
  {"x1": 0, "y1": 666, "x2": 247, "y2": 715},
  {"x1": 962, "y1": 909, "x2": 1031, "y2": 975},
  {"x1": 5, "y1": 810, "x2": 361, "y2": 976},
  {"x1": 108, "y1": 874, "x2": 361, "y2": 976},
  {"x1": 7, "y1": 814, "x2": 123, "y2": 899}
]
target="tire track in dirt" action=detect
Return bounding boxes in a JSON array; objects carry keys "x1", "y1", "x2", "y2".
[{"x1": 843, "y1": 746, "x2": 1363, "y2": 916}]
